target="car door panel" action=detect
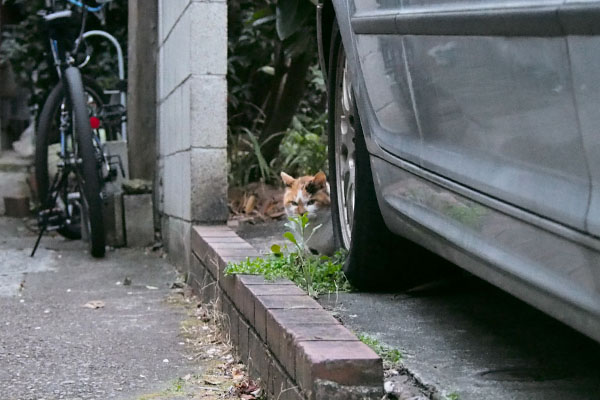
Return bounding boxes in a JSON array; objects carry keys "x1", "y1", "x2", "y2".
[
  {"x1": 565, "y1": 30, "x2": 600, "y2": 237},
  {"x1": 404, "y1": 34, "x2": 590, "y2": 231},
  {"x1": 347, "y1": 0, "x2": 592, "y2": 232}
]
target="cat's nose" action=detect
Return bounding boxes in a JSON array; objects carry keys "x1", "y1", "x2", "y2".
[{"x1": 297, "y1": 205, "x2": 306, "y2": 214}]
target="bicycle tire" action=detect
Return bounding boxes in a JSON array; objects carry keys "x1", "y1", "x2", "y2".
[
  {"x1": 64, "y1": 67, "x2": 105, "y2": 257},
  {"x1": 35, "y1": 76, "x2": 107, "y2": 240}
]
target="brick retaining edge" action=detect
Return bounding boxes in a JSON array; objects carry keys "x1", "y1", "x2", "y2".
[{"x1": 189, "y1": 225, "x2": 384, "y2": 400}]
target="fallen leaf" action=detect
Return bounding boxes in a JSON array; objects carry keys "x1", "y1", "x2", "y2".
[
  {"x1": 82, "y1": 300, "x2": 105, "y2": 309},
  {"x1": 204, "y1": 376, "x2": 225, "y2": 385},
  {"x1": 244, "y1": 195, "x2": 257, "y2": 214}
]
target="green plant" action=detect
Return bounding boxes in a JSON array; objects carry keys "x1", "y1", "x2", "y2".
[
  {"x1": 275, "y1": 111, "x2": 327, "y2": 177},
  {"x1": 357, "y1": 333, "x2": 402, "y2": 367},
  {"x1": 225, "y1": 214, "x2": 350, "y2": 296},
  {"x1": 447, "y1": 392, "x2": 461, "y2": 400},
  {"x1": 227, "y1": 0, "x2": 326, "y2": 186}
]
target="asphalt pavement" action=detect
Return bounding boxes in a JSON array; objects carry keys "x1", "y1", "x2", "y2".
[
  {"x1": 236, "y1": 219, "x2": 600, "y2": 400},
  {"x1": 0, "y1": 217, "x2": 195, "y2": 400}
]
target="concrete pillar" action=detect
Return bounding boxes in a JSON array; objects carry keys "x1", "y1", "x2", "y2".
[
  {"x1": 156, "y1": 0, "x2": 228, "y2": 267},
  {"x1": 128, "y1": 0, "x2": 158, "y2": 180}
]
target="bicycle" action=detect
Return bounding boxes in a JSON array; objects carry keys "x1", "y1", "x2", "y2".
[{"x1": 32, "y1": 0, "x2": 124, "y2": 258}]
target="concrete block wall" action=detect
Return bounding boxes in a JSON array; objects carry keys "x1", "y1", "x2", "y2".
[{"x1": 157, "y1": 0, "x2": 228, "y2": 267}]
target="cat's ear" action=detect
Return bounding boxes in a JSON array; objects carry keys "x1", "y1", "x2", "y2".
[
  {"x1": 313, "y1": 171, "x2": 327, "y2": 187},
  {"x1": 281, "y1": 171, "x2": 295, "y2": 187}
]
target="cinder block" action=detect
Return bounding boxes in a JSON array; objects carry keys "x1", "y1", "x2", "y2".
[
  {"x1": 190, "y1": 148, "x2": 228, "y2": 222},
  {"x1": 159, "y1": 83, "x2": 191, "y2": 156},
  {"x1": 164, "y1": 216, "x2": 191, "y2": 267},
  {"x1": 104, "y1": 192, "x2": 125, "y2": 247},
  {"x1": 124, "y1": 193, "x2": 154, "y2": 247},
  {"x1": 159, "y1": 0, "x2": 189, "y2": 43},
  {"x1": 163, "y1": 151, "x2": 191, "y2": 220},
  {"x1": 190, "y1": 2, "x2": 227, "y2": 75},
  {"x1": 159, "y1": 10, "x2": 191, "y2": 99},
  {"x1": 3, "y1": 196, "x2": 29, "y2": 217},
  {"x1": 190, "y1": 76, "x2": 227, "y2": 148}
]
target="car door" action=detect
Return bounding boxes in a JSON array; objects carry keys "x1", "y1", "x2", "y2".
[
  {"x1": 393, "y1": 0, "x2": 591, "y2": 232},
  {"x1": 349, "y1": 0, "x2": 592, "y2": 232},
  {"x1": 565, "y1": 0, "x2": 600, "y2": 236}
]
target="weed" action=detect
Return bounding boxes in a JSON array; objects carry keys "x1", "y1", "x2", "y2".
[
  {"x1": 447, "y1": 392, "x2": 461, "y2": 400},
  {"x1": 357, "y1": 333, "x2": 402, "y2": 367},
  {"x1": 226, "y1": 214, "x2": 350, "y2": 297}
]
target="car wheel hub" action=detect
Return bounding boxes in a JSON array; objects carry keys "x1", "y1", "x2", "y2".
[{"x1": 335, "y1": 55, "x2": 356, "y2": 250}]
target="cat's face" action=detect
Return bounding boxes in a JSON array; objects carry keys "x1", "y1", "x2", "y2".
[{"x1": 281, "y1": 171, "x2": 330, "y2": 218}]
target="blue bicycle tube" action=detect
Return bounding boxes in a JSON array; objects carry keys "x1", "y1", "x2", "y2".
[{"x1": 65, "y1": 0, "x2": 104, "y2": 13}]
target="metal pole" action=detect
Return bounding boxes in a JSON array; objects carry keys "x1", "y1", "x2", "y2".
[{"x1": 82, "y1": 30, "x2": 127, "y2": 141}]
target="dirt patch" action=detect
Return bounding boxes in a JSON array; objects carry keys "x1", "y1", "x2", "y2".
[
  {"x1": 136, "y1": 289, "x2": 264, "y2": 400},
  {"x1": 229, "y1": 183, "x2": 285, "y2": 223}
]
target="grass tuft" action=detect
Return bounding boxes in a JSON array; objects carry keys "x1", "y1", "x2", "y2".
[{"x1": 357, "y1": 333, "x2": 402, "y2": 367}]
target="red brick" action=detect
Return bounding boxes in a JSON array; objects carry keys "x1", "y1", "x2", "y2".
[
  {"x1": 237, "y1": 275, "x2": 296, "y2": 285},
  {"x1": 255, "y1": 298, "x2": 268, "y2": 341},
  {"x1": 278, "y1": 385, "x2": 304, "y2": 400},
  {"x1": 219, "y1": 274, "x2": 237, "y2": 297},
  {"x1": 211, "y1": 241, "x2": 256, "y2": 251},
  {"x1": 269, "y1": 358, "x2": 292, "y2": 398},
  {"x1": 238, "y1": 318, "x2": 250, "y2": 364},
  {"x1": 194, "y1": 224, "x2": 230, "y2": 233},
  {"x1": 295, "y1": 341, "x2": 382, "y2": 397},
  {"x1": 285, "y1": 323, "x2": 357, "y2": 342},
  {"x1": 268, "y1": 309, "x2": 340, "y2": 326},
  {"x1": 192, "y1": 248, "x2": 219, "y2": 279},
  {"x1": 266, "y1": 309, "x2": 340, "y2": 376},
  {"x1": 237, "y1": 283, "x2": 256, "y2": 326},
  {"x1": 245, "y1": 284, "x2": 305, "y2": 297},
  {"x1": 188, "y1": 255, "x2": 207, "y2": 294},
  {"x1": 194, "y1": 225, "x2": 237, "y2": 237},
  {"x1": 219, "y1": 294, "x2": 235, "y2": 340},
  {"x1": 248, "y1": 329, "x2": 270, "y2": 385},
  {"x1": 216, "y1": 248, "x2": 260, "y2": 258},
  {"x1": 254, "y1": 295, "x2": 321, "y2": 343},
  {"x1": 256, "y1": 295, "x2": 321, "y2": 310}
]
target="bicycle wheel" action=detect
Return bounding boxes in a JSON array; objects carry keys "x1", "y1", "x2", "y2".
[
  {"x1": 64, "y1": 67, "x2": 105, "y2": 257},
  {"x1": 35, "y1": 76, "x2": 107, "y2": 241}
]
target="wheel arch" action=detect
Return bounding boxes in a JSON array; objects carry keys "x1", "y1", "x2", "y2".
[{"x1": 317, "y1": 0, "x2": 336, "y2": 85}]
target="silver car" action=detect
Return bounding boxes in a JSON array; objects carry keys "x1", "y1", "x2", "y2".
[{"x1": 317, "y1": 0, "x2": 600, "y2": 343}]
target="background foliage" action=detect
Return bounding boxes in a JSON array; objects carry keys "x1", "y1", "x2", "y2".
[
  {"x1": 0, "y1": 0, "x2": 127, "y2": 111},
  {"x1": 2, "y1": 0, "x2": 326, "y2": 187},
  {"x1": 228, "y1": 0, "x2": 328, "y2": 186}
]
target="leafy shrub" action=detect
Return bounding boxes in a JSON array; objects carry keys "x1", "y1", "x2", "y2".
[
  {"x1": 227, "y1": 0, "x2": 327, "y2": 187},
  {"x1": 225, "y1": 214, "x2": 350, "y2": 297}
]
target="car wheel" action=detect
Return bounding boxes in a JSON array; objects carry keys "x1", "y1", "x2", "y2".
[{"x1": 327, "y1": 22, "x2": 447, "y2": 290}]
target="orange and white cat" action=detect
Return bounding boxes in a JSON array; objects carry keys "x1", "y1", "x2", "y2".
[{"x1": 280, "y1": 171, "x2": 335, "y2": 255}]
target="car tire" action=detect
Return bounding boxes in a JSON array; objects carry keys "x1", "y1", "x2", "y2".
[{"x1": 327, "y1": 22, "x2": 447, "y2": 290}]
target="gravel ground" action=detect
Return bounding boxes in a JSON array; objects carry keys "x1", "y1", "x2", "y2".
[{"x1": 0, "y1": 217, "x2": 245, "y2": 400}]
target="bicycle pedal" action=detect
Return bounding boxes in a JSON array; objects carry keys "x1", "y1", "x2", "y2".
[{"x1": 37, "y1": 208, "x2": 65, "y2": 231}]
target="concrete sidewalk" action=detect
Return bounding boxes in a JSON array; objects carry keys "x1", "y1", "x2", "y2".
[{"x1": 0, "y1": 217, "x2": 203, "y2": 400}]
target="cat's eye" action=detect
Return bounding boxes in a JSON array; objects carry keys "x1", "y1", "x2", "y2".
[
  {"x1": 307, "y1": 200, "x2": 316, "y2": 205},
  {"x1": 291, "y1": 201, "x2": 298, "y2": 206}
]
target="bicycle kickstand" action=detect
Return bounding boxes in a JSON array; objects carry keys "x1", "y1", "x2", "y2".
[{"x1": 30, "y1": 171, "x2": 65, "y2": 257}]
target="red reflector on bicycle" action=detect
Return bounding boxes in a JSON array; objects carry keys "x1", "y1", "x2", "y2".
[{"x1": 90, "y1": 116, "x2": 100, "y2": 129}]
